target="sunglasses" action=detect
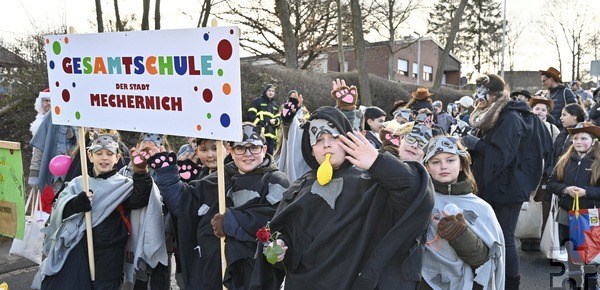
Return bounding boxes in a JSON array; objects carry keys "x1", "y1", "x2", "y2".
[{"x1": 404, "y1": 135, "x2": 427, "y2": 149}]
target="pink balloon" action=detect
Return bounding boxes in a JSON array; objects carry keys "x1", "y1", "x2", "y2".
[{"x1": 49, "y1": 155, "x2": 73, "y2": 176}]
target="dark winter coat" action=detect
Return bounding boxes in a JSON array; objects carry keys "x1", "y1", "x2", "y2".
[
  {"x1": 154, "y1": 155, "x2": 290, "y2": 290},
  {"x1": 547, "y1": 152, "x2": 600, "y2": 211},
  {"x1": 588, "y1": 103, "x2": 600, "y2": 126},
  {"x1": 547, "y1": 85, "x2": 576, "y2": 130},
  {"x1": 365, "y1": 131, "x2": 382, "y2": 149},
  {"x1": 250, "y1": 106, "x2": 434, "y2": 290},
  {"x1": 470, "y1": 101, "x2": 552, "y2": 205}
]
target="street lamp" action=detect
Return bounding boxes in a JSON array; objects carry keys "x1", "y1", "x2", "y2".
[{"x1": 414, "y1": 31, "x2": 421, "y2": 85}]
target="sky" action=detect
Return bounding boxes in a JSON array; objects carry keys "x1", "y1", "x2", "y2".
[{"x1": 1, "y1": 0, "x2": 599, "y2": 80}]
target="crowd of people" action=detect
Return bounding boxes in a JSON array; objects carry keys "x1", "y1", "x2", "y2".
[{"x1": 24, "y1": 66, "x2": 600, "y2": 290}]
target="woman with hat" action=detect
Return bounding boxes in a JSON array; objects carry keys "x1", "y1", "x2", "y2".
[
  {"x1": 547, "y1": 122, "x2": 600, "y2": 267},
  {"x1": 406, "y1": 87, "x2": 434, "y2": 114},
  {"x1": 540, "y1": 67, "x2": 577, "y2": 130}
]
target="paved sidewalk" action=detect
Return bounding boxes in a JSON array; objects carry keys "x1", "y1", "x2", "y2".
[{"x1": 0, "y1": 237, "x2": 37, "y2": 275}]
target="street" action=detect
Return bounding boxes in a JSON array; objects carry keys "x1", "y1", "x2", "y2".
[{"x1": 0, "y1": 242, "x2": 595, "y2": 290}]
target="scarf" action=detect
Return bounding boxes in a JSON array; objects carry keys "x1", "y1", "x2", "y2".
[{"x1": 469, "y1": 95, "x2": 510, "y2": 133}]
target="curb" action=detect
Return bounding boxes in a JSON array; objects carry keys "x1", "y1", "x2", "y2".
[{"x1": 0, "y1": 258, "x2": 37, "y2": 276}]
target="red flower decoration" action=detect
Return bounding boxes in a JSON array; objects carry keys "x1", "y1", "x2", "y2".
[{"x1": 256, "y1": 227, "x2": 271, "y2": 243}]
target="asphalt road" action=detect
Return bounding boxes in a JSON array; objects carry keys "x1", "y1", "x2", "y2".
[{"x1": 0, "y1": 243, "x2": 594, "y2": 290}]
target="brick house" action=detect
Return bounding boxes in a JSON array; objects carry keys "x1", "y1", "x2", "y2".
[
  {"x1": 0, "y1": 45, "x2": 29, "y2": 93},
  {"x1": 327, "y1": 36, "x2": 462, "y2": 88}
]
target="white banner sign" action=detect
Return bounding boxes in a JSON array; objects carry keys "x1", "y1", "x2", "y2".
[{"x1": 44, "y1": 27, "x2": 242, "y2": 141}]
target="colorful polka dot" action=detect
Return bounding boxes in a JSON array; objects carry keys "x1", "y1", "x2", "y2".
[
  {"x1": 194, "y1": 86, "x2": 198, "y2": 91},
  {"x1": 64, "y1": 37, "x2": 69, "y2": 44},
  {"x1": 49, "y1": 61, "x2": 55, "y2": 69},
  {"x1": 230, "y1": 29, "x2": 234, "y2": 35},
  {"x1": 45, "y1": 39, "x2": 50, "y2": 44},
  {"x1": 220, "y1": 114, "x2": 230, "y2": 127},
  {"x1": 52, "y1": 41, "x2": 61, "y2": 55},
  {"x1": 217, "y1": 40, "x2": 233, "y2": 60},
  {"x1": 54, "y1": 106, "x2": 61, "y2": 115},
  {"x1": 217, "y1": 69, "x2": 224, "y2": 76},
  {"x1": 222, "y1": 83, "x2": 231, "y2": 95},
  {"x1": 196, "y1": 124, "x2": 202, "y2": 131},
  {"x1": 203, "y1": 33, "x2": 209, "y2": 41},
  {"x1": 55, "y1": 81, "x2": 59, "y2": 87},
  {"x1": 207, "y1": 113, "x2": 212, "y2": 119},
  {"x1": 62, "y1": 89, "x2": 70, "y2": 102},
  {"x1": 202, "y1": 89, "x2": 213, "y2": 103},
  {"x1": 75, "y1": 111, "x2": 81, "y2": 119},
  {"x1": 72, "y1": 82, "x2": 76, "y2": 88}
]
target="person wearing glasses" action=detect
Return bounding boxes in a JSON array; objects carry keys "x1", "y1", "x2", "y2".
[
  {"x1": 399, "y1": 123, "x2": 434, "y2": 162},
  {"x1": 540, "y1": 67, "x2": 576, "y2": 131},
  {"x1": 460, "y1": 73, "x2": 552, "y2": 289},
  {"x1": 149, "y1": 123, "x2": 290, "y2": 290}
]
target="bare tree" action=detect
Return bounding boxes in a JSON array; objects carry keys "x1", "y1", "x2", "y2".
[
  {"x1": 536, "y1": 17, "x2": 563, "y2": 72},
  {"x1": 95, "y1": 0, "x2": 104, "y2": 32},
  {"x1": 114, "y1": 0, "x2": 124, "y2": 31},
  {"x1": 350, "y1": 0, "x2": 371, "y2": 105},
  {"x1": 432, "y1": 0, "x2": 468, "y2": 92},
  {"x1": 197, "y1": 0, "x2": 214, "y2": 27},
  {"x1": 337, "y1": 0, "x2": 346, "y2": 72},
  {"x1": 505, "y1": 19, "x2": 525, "y2": 72},
  {"x1": 539, "y1": 0, "x2": 592, "y2": 81},
  {"x1": 155, "y1": 0, "x2": 161, "y2": 29},
  {"x1": 221, "y1": 0, "x2": 340, "y2": 69},
  {"x1": 371, "y1": 0, "x2": 420, "y2": 81},
  {"x1": 276, "y1": 0, "x2": 298, "y2": 69},
  {"x1": 142, "y1": 0, "x2": 150, "y2": 30}
]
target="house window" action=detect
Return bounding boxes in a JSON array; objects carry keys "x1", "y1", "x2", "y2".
[
  {"x1": 398, "y1": 59, "x2": 408, "y2": 76},
  {"x1": 423, "y1": 65, "x2": 433, "y2": 81},
  {"x1": 412, "y1": 63, "x2": 419, "y2": 79}
]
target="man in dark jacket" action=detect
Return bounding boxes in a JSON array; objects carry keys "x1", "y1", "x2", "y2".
[
  {"x1": 461, "y1": 74, "x2": 552, "y2": 290},
  {"x1": 540, "y1": 67, "x2": 577, "y2": 130}
]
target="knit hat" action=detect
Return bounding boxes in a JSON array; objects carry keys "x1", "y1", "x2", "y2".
[{"x1": 301, "y1": 106, "x2": 354, "y2": 170}]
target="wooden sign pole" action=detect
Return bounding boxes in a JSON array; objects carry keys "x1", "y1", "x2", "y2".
[
  {"x1": 77, "y1": 126, "x2": 95, "y2": 281},
  {"x1": 216, "y1": 141, "x2": 227, "y2": 289}
]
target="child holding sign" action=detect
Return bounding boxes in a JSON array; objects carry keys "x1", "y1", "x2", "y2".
[
  {"x1": 150, "y1": 124, "x2": 290, "y2": 289},
  {"x1": 33, "y1": 134, "x2": 162, "y2": 290}
]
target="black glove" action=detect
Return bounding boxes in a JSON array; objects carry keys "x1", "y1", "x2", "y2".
[
  {"x1": 147, "y1": 152, "x2": 177, "y2": 169},
  {"x1": 177, "y1": 159, "x2": 201, "y2": 182},
  {"x1": 69, "y1": 190, "x2": 92, "y2": 213},
  {"x1": 281, "y1": 97, "x2": 300, "y2": 125}
]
